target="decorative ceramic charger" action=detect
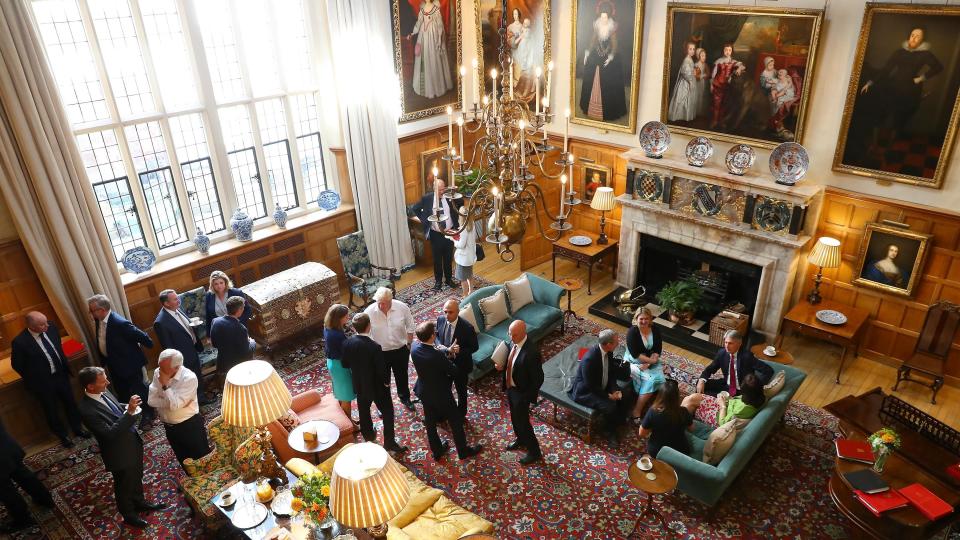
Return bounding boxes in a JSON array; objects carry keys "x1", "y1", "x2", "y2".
[
  {"x1": 317, "y1": 190, "x2": 341, "y2": 211},
  {"x1": 639, "y1": 121, "x2": 670, "y2": 159},
  {"x1": 685, "y1": 137, "x2": 713, "y2": 167},
  {"x1": 569, "y1": 235, "x2": 592, "y2": 246},
  {"x1": 769, "y1": 142, "x2": 809, "y2": 185},
  {"x1": 121, "y1": 246, "x2": 156, "y2": 274},
  {"x1": 725, "y1": 144, "x2": 756, "y2": 176},
  {"x1": 231, "y1": 502, "x2": 269, "y2": 529},
  {"x1": 815, "y1": 309, "x2": 848, "y2": 325}
]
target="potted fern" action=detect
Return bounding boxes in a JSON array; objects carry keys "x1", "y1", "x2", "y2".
[{"x1": 655, "y1": 277, "x2": 705, "y2": 326}]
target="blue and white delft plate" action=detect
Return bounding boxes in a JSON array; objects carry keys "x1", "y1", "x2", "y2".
[
  {"x1": 121, "y1": 246, "x2": 156, "y2": 274},
  {"x1": 317, "y1": 190, "x2": 341, "y2": 211},
  {"x1": 569, "y1": 235, "x2": 592, "y2": 246},
  {"x1": 815, "y1": 309, "x2": 848, "y2": 325}
]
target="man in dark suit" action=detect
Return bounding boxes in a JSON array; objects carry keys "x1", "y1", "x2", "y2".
[
  {"x1": 11, "y1": 312, "x2": 89, "y2": 448},
  {"x1": 411, "y1": 321, "x2": 483, "y2": 461},
  {"x1": 209, "y1": 296, "x2": 256, "y2": 386},
  {"x1": 153, "y1": 289, "x2": 210, "y2": 405},
  {"x1": 341, "y1": 313, "x2": 407, "y2": 454},
  {"x1": 88, "y1": 294, "x2": 156, "y2": 428},
  {"x1": 696, "y1": 330, "x2": 774, "y2": 396},
  {"x1": 412, "y1": 178, "x2": 459, "y2": 290},
  {"x1": 77, "y1": 366, "x2": 166, "y2": 528},
  {"x1": 497, "y1": 320, "x2": 544, "y2": 465},
  {"x1": 435, "y1": 299, "x2": 479, "y2": 419},
  {"x1": 0, "y1": 419, "x2": 53, "y2": 533},
  {"x1": 568, "y1": 330, "x2": 636, "y2": 445}
]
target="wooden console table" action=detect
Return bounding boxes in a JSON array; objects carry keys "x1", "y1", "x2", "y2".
[
  {"x1": 775, "y1": 299, "x2": 870, "y2": 383},
  {"x1": 552, "y1": 230, "x2": 618, "y2": 295}
]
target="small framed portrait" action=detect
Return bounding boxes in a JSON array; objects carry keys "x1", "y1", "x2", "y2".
[
  {"x1": 419, "y1": 147, "x2": 448, "y2": 195},
  {"x1": 853, "y1": 223, "x2": 932, "y2": 297},
  {"x1": 582, "y1": 163, "x2": 611, "y2": 203}
]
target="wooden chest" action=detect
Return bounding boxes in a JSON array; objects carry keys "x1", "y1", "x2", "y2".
[{"x1": 243, "y1": 262, "x2": 339, "y2": 347}]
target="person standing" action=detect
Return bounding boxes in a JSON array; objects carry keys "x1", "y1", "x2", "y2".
[
  {"x1": 78, "y1": 367, "x2": 166, "y2": 528},
  {"x1": 364, "y1": 287, "x2": 417, "y2": 411},
  {"x1": 568, "y1": 330, "x2": 635, "y2": 445},
  {"x1": 341, "y1": 314, "x2": 407, "y2": 454},
  {"x1": 696, "y1": 330, "x2": 773, "y2": 396},
  {"x1": 413, "y1": 178, "x2": 459, "y2": 291},
  {"x1": 411, "y1": 321, "x2": 483, "y2": 461},
  {"x1": 87, "y1": 294, "x2": 156, "y2": 428},
  {"x1": 435, "y1": 299, "x2": 478, "y2": 419},
  {"x1": 203, "y1": 270, "x2": 251, "y2": 335},
  {"x1": 406, "y1": 0, "x2": 453, "y2": 99},
  {"x1": 209, "y1": 297, "x2": 256, "y2": 387},
  {"x1": 497, "y1": 320, "x2": 544, "y2": 465},
  {"x1": 147, "y1": 349, "x2": 209, "y2": 469},
  {"x1": 709, "y1": 44, "x2": 746, "y2": 129},
  {"x1": 667, "y1": 42, "x2": 698, "y2": 122},
  {"x1": 154, "y1": 289, "x2": 210, "y2": 405},
  {"x1": 323, "y1": 304, "x2": 355, "y2": 420},
  {"x1": 0, "y1": 420, "x2": 53, "y2": 533},
  {"x1": 452, "y1": 213, "x2": 477, "y2": 296},
  {"x1": 11, "y1": 312, "x2": 89, "y2": 448}
]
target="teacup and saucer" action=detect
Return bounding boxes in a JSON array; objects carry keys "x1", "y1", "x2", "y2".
[
  {"x1": 763, "y1": 345, "x2": 777, "y2": 357},
  {"x1": 636, "y1": 454, "x2": 653, "y2": 471}
]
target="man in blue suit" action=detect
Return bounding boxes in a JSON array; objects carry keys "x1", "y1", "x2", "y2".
[
  {"x1": 154, "y1": 289, "x2": 210, "y2": 405},
  {"x1": 696, "y1": 330, "x2": 773, "y2": 397},
  {"x1": 209, "y1": 297, "x2": 255, "y2": 385},
  {"x1": 435, "y1": 299, "x2": 478, "y2": 419},
  {"x1": 412, "y1": 178, "x2": 460, "y2": 291},
  {"x1": 568, "y1": 330, "x2": 634, "y2": 445},
  {"x1": 88, "y1": 294, "x2": 155, "y2": 428}
]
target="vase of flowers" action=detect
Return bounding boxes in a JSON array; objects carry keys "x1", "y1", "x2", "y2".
[
  {"x1": 868, "y1": 427, "x2": 901, "y2": 473},
  {"x1": 292, "y1": 471, "x2": 334, "y2": 536}
]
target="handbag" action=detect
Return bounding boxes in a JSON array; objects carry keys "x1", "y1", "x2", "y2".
[{"x1": 475, "y1": 243, "x2": 486, "y2": 262}]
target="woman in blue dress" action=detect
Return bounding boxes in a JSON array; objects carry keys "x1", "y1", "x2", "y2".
[
  {"x1": 625, "y1": 307, "x2": 665, "y2": 422},
  {"x1": 323, "y1": 304, "x2": 355, "y2": 419}
]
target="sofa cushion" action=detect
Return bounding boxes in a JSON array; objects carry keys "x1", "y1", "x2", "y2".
[
  {"x1": 703, "y1": 420, "x2": 738, "y2": 465},
  {"x1": 296, "y1": 393, "x2": 355, "y2": 437},
  {"x1": 504, "y1": 274, "x2": 535, "y2": 313},
  {"x1": 396, "y1": 494, "x2": 495, "y2": 538},
  {"x1": 277, "y1": 409, "x2": 301, "y2": 431},
  {"x1": 459, "y1": 302, "x2": 479, "y2": 332},
  {"x1": 473, "y1": 333, "x2": 500, "y2": 367},
  {"x1": 513, "y1": 303, "x2": 562, "y2": 333},
  {"x1": 387, "y1": 468, "x2": 443, "y2": 529},
  {"x1": 478, "y1": 290, "x2": 509, "y2": 331},
  {"x1": 764, "y1": 370, "x2": 786, "y2": 399}
]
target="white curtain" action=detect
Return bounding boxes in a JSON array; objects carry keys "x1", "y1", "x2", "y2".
[{"x1": 326, "y1": 0, "x2": 414, "y2": 271}]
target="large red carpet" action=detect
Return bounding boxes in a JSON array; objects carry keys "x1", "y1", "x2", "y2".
[{"x1": 10, "y1": 276, "x2": 952, "y2": 539}]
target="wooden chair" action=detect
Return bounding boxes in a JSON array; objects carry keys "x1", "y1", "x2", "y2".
[{"x1": 893, "y1": 301, "x2": 960, "y2": 404}]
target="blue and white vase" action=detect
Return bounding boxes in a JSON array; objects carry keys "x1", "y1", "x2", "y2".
[
  {"x1": 193, "y1": 227, "x2": 210, "y2": 255},
  {"x1": 230, "y1": 208, "x2": 253, "y2": 242},
  {"x1": 273, "y1": 204, "x2": 288, "y2": 229}
]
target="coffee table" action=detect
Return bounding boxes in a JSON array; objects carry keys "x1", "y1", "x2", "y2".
[
  {"x1": 288, "y1": 420, "x2": 340, "y2": 464},
  {"x1": 750, "y1": 343, "x2": 794, "y2": 365},
  {"x1": 627, "y1": 458, "x2": 678, "y2": 536}
]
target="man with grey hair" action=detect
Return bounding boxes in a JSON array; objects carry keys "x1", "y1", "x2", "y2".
[
  {"x1": 696, "y1": 329, "x2": 774, "y2": 396},
  {"x1": 364, "y1": 287, "x2": 417, "y2": 410},
  {"x1": 568, "y1": 329, "x2": 635, "y2": 445},
  {"x1": 147, "y1": 349, "x2": 209, "y2": 468},
  {"x1": 154, "y1": 289, "x2": 210, "y2": 405}
]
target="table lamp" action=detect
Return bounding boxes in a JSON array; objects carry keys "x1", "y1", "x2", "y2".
[
  {"x1": 590, "y1": 186, "x2": 616, "y2": 244},
  {"x1": 329, "y1": 442, "x2": 409, "y2": 539},
  {"x1": 807, "y1": 236, "x2": 841, "y2": 304},
  {"x1": 222, "y1": 360, "x2": 292, "y2": 484}
]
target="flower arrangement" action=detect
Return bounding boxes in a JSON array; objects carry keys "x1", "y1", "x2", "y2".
[
  {"x1": 868, "y1": 427, "x2": 901, "y2": 450},
  {"x1": 291, "y1": 471, "x2": 331, "y2": 524}
]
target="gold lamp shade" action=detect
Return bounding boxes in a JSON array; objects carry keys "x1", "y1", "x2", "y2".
[
  {"x1": 589, "y1": 186, "x2": 616, "y2": 212},
  {"x1": 221, "y1": 360, "x2": 292, "y2": 427},
  {"x1": 809, "y1": 237, "x2": 842, "y2": 269},
  {"x1": 329, "y1": 442, "x2": 409, "y2": 529}
]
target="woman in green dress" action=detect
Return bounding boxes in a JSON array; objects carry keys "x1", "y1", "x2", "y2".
[
  {"x1": 716, "y1": 373, "x2": 765, "y2": 425},
  {"x1": 323, "y1": 304, "x2": 355, "y2": 419}
]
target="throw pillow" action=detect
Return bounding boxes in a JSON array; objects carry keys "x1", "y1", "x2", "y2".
[
  {"x1": 703, "y1": 419, "x2": 738, "y2": 465},
  {"x1": 763, "y1": 370, "x2": 786, "y2": 399},
  {"x1": 504, "y1": 275, "x2": 535, "y2": 313},
  {"x1": 277, "y1": 409, "x2": 301, "y2": 432},
  {"x1": 459, "y1": 302, "x2": 479, "y2": 331},
  {"x1": 479, "y1": 289, "x2": 510, "y2": 331}
]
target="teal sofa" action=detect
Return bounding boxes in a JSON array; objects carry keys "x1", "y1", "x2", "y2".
[
  {"x1": 460, "y1": 273, "x2": 565, "y2": 382},
  {"x1": 656, "y1": 360, "x2": 806, "y2": 506}
]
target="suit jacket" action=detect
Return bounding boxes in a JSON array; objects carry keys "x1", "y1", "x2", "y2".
[
  {"x1": 503, "y1": 339, "x2": 544, "y2": 403},
  {"x1": 209, "y1": 315, "x2": 252, "y2": 367},
  {"x1": 412, "y1": 193, "x2": 460, "y2": 238},
  {"x1": 342, "y1": 335, "x2": 388, "y2": 401},
  {"x1": 11, "y1": 324, "x2": 72, "y2": 393},
  {"x1": 435, "y1": 316, "x2": 478, "y2": 375},
  {"x1": 568, "y1": 344, "x2": 630, "y2": 404},
  {"x1": 0, "y1": 421, "x2": 25, "y2": 477},
  {"x1": 410, "y1": 341, "x2": 459, "y2": 413},
  {"x1": 153, "y1": 309, "x2": 202, "y2": 372},
  {"x1": 78, "y1": 392, "x2": 142, "y2": 472},
  {"x1": 96, "y1": 312, "x2": 153, "y2": 380},
  {"x1": 204, "y1": 288, "x2": 251, "y2": 334},
  {"x1": 699, "y1": 348, "x2": 774, "y2": 387}
]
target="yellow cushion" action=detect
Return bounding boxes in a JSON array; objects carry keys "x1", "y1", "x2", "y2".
[
  {"x1": 285, "y1": 457, "x2": 316, "y2": 478},
  {"x1": 396, "y1": 494, "x2": 494, "y2": 539},
  {"x1": 388, "y1": 469, "x2": 443, "y2": 529}
]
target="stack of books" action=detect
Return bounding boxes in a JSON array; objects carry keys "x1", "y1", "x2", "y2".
[{"x1": 844, "y1": 468, "x2": 954, "y2": 520}]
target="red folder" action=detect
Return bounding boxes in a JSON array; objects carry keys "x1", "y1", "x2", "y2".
[
  {"x1": 61, "y1": 338, "x2": 85, "y2": 357},
  {"x1": 898, "y1": 483, "x2": 954, "y2": 521},
  {"x1": 577, "y1": 348, "x2": 589, "y2": 361},
  {"x1": 835, "y1": 439, "x2": 875, "y2": 464},
  {"x1": 854, "y1": 489, "x2": 909, "y2": 517}
]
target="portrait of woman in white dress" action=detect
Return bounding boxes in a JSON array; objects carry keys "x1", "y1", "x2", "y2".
[
  {"x1": 505, "y1": 6, "x2": 544, "y2": 98},
  {"x1": 667, "y1": 42, "x2": 698, "y2": 121},
  {"x1": 407, "y1": 0, "x2": 453, "y2": 99},
  {"x1": 391, "y1": 0, "x2": 460, "y2": 122}
]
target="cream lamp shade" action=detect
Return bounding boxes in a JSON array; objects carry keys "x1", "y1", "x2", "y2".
[
  {"x1": 589, "y1": 186, "x2": 616, "y2": 211},
  {"x1": 809, "y1": 237, "x2": 842, "y2": 269},
  {"x1": 221, "y1": 360, "x2": 292, "y2": 427},
  {"x1": 329, "y1": 442, "x2": 409, "y2": 528}
]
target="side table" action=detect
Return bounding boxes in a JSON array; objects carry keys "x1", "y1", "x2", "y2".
[
  {"x1": 776, "y1": 299, "x2": 870, "y2": 383},
  {"x1": 552, "y1": 229, "x2": 618, "y2": 295},
  {"x1": 557, "y1": 277, "x2": 583, "y2": 334},
  {"x1": 627, "y1": 458, "x2": 678, "y2": 537},
  {"x1": 287, "y1": 420, "x2": 340, "y2": 464},
  {"x1": 750, "y1": 343, "x2": 794, "y2": 365}
]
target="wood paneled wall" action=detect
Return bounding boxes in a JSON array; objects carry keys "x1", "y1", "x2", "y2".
[
  {"x1": 0, "y1": 241, "x2": 57, "y2": 354},
  {"x1": 400, "y1": 127, "x2": 448, "y2": 205}
]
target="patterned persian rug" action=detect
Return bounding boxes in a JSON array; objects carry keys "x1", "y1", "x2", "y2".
[{"x1": 10, "y1": 276, "x2": 958, "y2": 539}]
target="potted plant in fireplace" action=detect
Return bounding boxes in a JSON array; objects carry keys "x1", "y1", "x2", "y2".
[{"x1": 655, "y1": 277, "x2": 705, "y2": 326}]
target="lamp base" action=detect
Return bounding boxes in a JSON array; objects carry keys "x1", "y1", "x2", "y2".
[
  {"x1": 807, "y1": 267, "x2": 824, "y2": 305},
  {"x1": 255, "y1": 427, "x2": 287, "y2": 485},
  {"x1": 367, "y1": 523, "x2": 388, "y2": 539},
  {"x1": 597, "y1": 212, "x2": 609, "y2": 244}
]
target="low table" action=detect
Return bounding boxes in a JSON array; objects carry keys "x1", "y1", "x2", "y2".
[
  {"x1": 750, "y1": 343, "x2": 794, "y2": 365},
  {"x1": 557, "y1": 277, "x2": 583, "y2": 334},
  {"x1": 552, "y1": 229, "x2": 618, "y2": 295},
  {"x1": 776, "y1": 299, "x2": 870, "y2": 383},
  {"x1": 287, "y1": 420, "x2": 340, "y2": 464},
  {"x1": 627, "y1": 458, "x2": 678, "y2": 536}
]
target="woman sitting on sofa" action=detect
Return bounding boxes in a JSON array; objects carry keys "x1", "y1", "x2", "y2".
[
  {"x1": 716, "y1": 373, "x2": 765, "y2": 425},
  {"x1": 204, "y1": 270, "x2": 251, "y2": 333},
  {"x1": 639, "y1": 379, "x2": 695, "y2": 458},
  {"x1": 626, "y1": 307, "x2": 665, "y2": 422}
]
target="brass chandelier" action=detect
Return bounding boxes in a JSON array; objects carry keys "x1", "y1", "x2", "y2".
[{"x1": 427, "y1": 0, "x2": 579, "y2": 262}]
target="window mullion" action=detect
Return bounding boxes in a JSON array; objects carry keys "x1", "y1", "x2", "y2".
[
  {"x1": 282, "y1": 95, "x2": 307, "y2": 208},
  {"x1": 157, "y1": 117, "x2": 198, "y2": 236},
  {"x1": 126, "y1": 0, "x2": 165, "y2": 117},
  {"x1": 247, "y1": 102, "x2": 276, "y2": 213},
  {"x1": 76, "y1": 0, "x2": 120, "y2": 125}
]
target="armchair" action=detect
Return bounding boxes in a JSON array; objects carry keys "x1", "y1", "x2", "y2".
[
  {"x1": 265, "y1": 390, "x2": 356, "y2": 464},
  {"x1": 893, "y1": 301, "x2": 960, "y2": 404},
  {"x1": 336, "y1": 230, "x2": 400, "y2": 309}
]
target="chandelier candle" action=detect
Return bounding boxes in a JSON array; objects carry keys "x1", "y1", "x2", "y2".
[
  {"x1": 491, "y1": 69, "x2": 498, "y2": 117},
  {"x1": 457, "y1": 116, "x2": 465, "y2": 162},
  {"x1": 564, "y1": 108, "x2": 570, "y2": 153},
  {"x1": 535, "y1": 67, "x2": 542, "y2": 116},
  {"x1": 519, "y1": 120, "x2": 526, "y2": 168},
  {"x1": 471, "y1": 58, "x2": 479, "y2": 110},
  {"x1": 546, "y1": 61, "x2": 553, "y2": 113},
  {"x1": 568, "y1": 154, "x2": 575, "y2": 195},
  {"x1": 458, "y1": 66, "x2": 466, "y2": 115},
  {"x1": 560, "y1": 174, "x2": 567, "y2": 216}
]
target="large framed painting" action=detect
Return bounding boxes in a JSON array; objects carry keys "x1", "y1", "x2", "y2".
[
  {"x1": 391, "y1": 0, "x2": 462, "y2": 123},
  {"x1": 833, "y1": 4, "x2": 960, "y2": 189},
  {"x1": 419, "y1": 146, "x2": 448, "y2": 195},
  {"x1": 570, "y1": 0, "x2": 643, "y2": 133},
  {"x1": 474, "y1": 0, "x2": 552, "y2": 104},
  {"x1": 853, "y1": 222, "x2": 931, "y2": 297},
  {"x1": 661, "y1": 4, "x2": 823, "y2": 148}
]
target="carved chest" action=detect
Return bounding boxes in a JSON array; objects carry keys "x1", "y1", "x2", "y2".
[{"x1": 243, "y1": 262, "x2": 339, "y2": 347}]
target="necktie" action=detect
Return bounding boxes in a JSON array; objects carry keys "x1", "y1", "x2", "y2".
[
  {"x1": 40, "y1": 335, "x2": 60, "y2": 374},
  {"x1": 506, "y1": 345, "x2": 518, "y2": 388},
  {"x1": 444, "y1": 322, "x2": 453, "y2": 346},
  {"x1": 728, "y1": 353, "x2": 738, "y2": 396},
  {"x1": 103, "y1": 394, "x2": 137, "y2": 433},
  {"x1": 175, "y1": 310, "x2": 196, "y2": 342},
  {"x1": 601, "y1": 351, "x2": 609, "y2": 389}
]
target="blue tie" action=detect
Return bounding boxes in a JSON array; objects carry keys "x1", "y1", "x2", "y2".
[{"x1": 103, "y1": 394, "x2": 137, "y2": 433}]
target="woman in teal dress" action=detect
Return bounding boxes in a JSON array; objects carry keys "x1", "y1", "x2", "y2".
[
  {"x1": 323, "y1": 304, "x2": 355, "y2": 419},
  {"x1": 625, "y1": 307, "x2": 666, "y2": 422}
]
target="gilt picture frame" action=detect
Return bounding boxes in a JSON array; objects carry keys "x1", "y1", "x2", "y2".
[
  {"x1": 582, "y1": 163, "x2": 611, "y2": 204},
  {"x1": 474, "y1": 0, "x2": 552, "y2": 107},
  {"x1": 853, "y1": 222, "x2": 931, "y2": 297},
  {"x1": 419, "y1": 146, "x2": 448, "y2": 195}
]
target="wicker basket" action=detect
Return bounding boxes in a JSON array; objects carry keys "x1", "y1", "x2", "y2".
[{"x1": 709, "y1": 311, "x2": 749, "y2": 346}]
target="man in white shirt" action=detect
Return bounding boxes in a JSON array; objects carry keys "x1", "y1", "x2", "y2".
[
  {"x1": 147, "y1": 349, "x2": 209, "y2": 469},
  {"x1": 363, "y1": 287, "x2": 417, "y2": 410}
]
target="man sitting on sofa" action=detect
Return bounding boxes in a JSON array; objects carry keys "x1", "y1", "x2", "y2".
[
  {"x1": 696, "y1": 330, "x2": 773, "y2": 396},
  {"x1": 568, "y1": 329, "x2": 636, "y2": 445}
]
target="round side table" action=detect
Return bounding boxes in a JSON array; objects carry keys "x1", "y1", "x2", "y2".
[
  {"x1": 557, "y1": 277, "x2": 583, "y2": 335},
  {"x1": 287, "y1": 420, "x2": 340, "y2": 464},
  {"x1": 750, "y1": 343, "x2": 794, "y2": 365},
  {"x1": 627, "y1": 458, "x2": 678, "y2": 537}
]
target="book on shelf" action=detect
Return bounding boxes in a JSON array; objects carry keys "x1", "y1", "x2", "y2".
[
  {"x1": 835, "y1": 439, "x2": 875, "y2": 464},
  {"x1": 899, "y1": 483, "x2": 954, "y2": 521},
  {"x1": 854, "y1": 488, "x2": 909, "y2": 517},
  {"x1": 843, "y1": 469, "x2": 889, "y2": 494}
]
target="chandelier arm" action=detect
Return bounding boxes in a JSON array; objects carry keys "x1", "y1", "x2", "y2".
[
  {"x1": 441, "y1": 180, "x2": 498, "y2": 238},
  {"x1": 517, "y1": 184, "x2": 561, "y2": 242}
]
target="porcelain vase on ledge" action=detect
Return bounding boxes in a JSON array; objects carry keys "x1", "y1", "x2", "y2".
[
  {"x1": 231, "y1": 208, "x2": 253, "y2": 242},
  {"x1": 273, "y1": 203, "x2": 288, "y2": 229},
  {"x1": 193, "y1": 227, "x2": 210, "y2": 255}
]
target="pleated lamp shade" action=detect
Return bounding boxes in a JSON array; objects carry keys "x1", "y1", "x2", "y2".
[
  {"x1": 221, "y1": 360, "x2": 292, "y2": 427},
  {"x1": 329, "y1": 443, "x2": 409, "y2": 528},
  {"x1": 809, "y1": 237, "x2": 842, "y2": 269},
  {"x1": 590, "y1": 186, "x2": 616, "y2": 212}
]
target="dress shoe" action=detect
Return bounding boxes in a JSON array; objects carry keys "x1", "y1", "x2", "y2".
[
  {"x1": 432, "y1": 440, "x2": 451, "y2": 460},
  {"x1": 59, "y1": 437, "x2": 75, "y2": 449},
  {"x1": 519, "y1": 452, "x2": 542, "y2": 465},
  {"x1": 136, "y1": 501, "x2": 167, "y2": 512},
  {"x1": 361, "y1": 430, "x2": 377, "y2": 443},
  {"x1": 401, "y1": 400, "x2": 416, "y2": 411},
  {"x1": 0, "y1": 517, "x2": 35, "y2": 534},
  {"x1": 432, "y1": 282, "x2": 443, "y2": 291},
  {"x1": 122, "y1": 515, "x2": 149, "y2": 528},
  {"x1": 458, "y1": 444, "x2": 483, "y2": 460},
  {"x1": 35, "y1": 496, "x2": 55, "y2": 509},
  {"x1": 384, "y1": 441, "x2": 408, "y2": 453},
  {"x1": 505, "y1": 440, "x2": 523, "y2": 451},
  {"x1": 74, "y1": 430, "x2": 91, "y2": 439}
]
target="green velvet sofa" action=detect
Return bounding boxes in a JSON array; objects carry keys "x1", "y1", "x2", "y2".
[
  {"x1": 460, "y1": 273, "x2": 565, "y2": 382},
  {"x1": 656, "y1": 360, "x2": 806, "y2": 506}
]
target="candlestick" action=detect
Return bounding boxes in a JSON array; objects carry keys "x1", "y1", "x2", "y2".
[
  {"x1": 492, "y1": 187, "x2": 502, "y2": 224},
  {"x1": 491, "y1": 68, "x2": 498, "y2": 117},
  {"x1": 546, "y1": 61, "x2": 553, "y2": 113},
  {"x1": 446, "y1": 106, "x2": 453, "y2": 151},
  {"x1": 535, "y1": 67, "x2": 542, "y2": 116},
  {"x1": 518, "y1": 120, "x2": 526, "y2": 168},
  {"x1": 568, "y1": 153, "x2": 575, "y2": 194},
  {"x1": 563, "y1": 108, "x2": 570, "y2": 153},
  {"x1": 457, "y1": 116, "x2": 464, "y2": 164},
  {"x1": 471, "y1": 58, "x2": 479, "y2": 108},
  {"x1": 560, "y1": 174, "x2": 567, "y2": 217}
]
